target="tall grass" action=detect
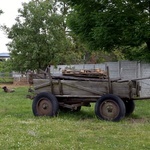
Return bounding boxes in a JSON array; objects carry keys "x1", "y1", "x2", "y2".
[{"x1": 0, "y1": 86, "x2": 150, "y2": 150}]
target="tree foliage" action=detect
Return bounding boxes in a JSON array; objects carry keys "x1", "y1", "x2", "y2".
[
  {"x1": 66, "y1": 0, "x2": 150, "y2": 60},
  {"x1": 7, "y1": 0, "x2": 68, "y2": 71},
  {"x1": 3, "y1": 0, "x2": 83, "y2": 72},
  {"x1": 0, "y1": 60, "x2": 12, "y2": 73}
]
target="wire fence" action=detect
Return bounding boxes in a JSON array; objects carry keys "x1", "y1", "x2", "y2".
[{"x1": 0, "y1": 72, "x2": 27, "y2": 84}]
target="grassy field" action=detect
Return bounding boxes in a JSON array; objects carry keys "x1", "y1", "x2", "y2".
[{"x1": 0, "y1": 85, "x2": 150, "y2": 150}]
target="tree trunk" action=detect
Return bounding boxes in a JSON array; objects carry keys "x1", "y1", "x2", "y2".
[{"x1": 146, "y1": 40, "x2": 150, "y2": 51}]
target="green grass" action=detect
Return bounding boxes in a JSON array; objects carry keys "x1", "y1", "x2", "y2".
[
  {"x1": 0, "y1": 86, "x2": 150, "y2": 150},
  {"x1": 0, "y1": 77, "x2": 13, "y2": 83}
]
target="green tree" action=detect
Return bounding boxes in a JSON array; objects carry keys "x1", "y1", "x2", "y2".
[
  {"x1": 4, "y1": 0, "x2": 80, "y2": 72},
  {"x1": 66, "y1": 0, "x2": 150, "y2": 60},
  {"x1": 52, "y1": 0, "x2": 86, "y2": 64},
  {"x1": 0, "y1": 60, "x2": 12, "y2": 72}
]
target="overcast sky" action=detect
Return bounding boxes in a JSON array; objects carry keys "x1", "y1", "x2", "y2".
[{"x1": 0, "y1": 0, "x2": 30, "y2": 53}]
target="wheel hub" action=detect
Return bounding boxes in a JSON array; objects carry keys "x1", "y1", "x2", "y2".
[
  {"x1": 100, "y1": 100, "x2": 119, "y2": 120},
  {"x1": 107, "y1": 105, "x2": 113, "y2": 113},
  {"x1": 36, "y1": 98, "x2": 52, "y2": 115},
  {"x1": 42, "y1": 103, "x2": 48, "y2": 109}
]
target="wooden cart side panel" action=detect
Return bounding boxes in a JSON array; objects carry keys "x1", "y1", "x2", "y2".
[
  {"x1": 33, "y1": 79, "x2": 52, "y2": 94},
  {"x1": 112, "y1": 82, "x2": 132, "y2": 98},
  {"x1": 33, "y1": 79, "x2": 109, "y2": 96},
  {"x1": 33, "y1": 79, "x2": 134, "y2": 99},
  {"x1": 61, "y1": 80, "x2": 108, "y2": 96}
]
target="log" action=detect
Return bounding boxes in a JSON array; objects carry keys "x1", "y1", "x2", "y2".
[{"x1": 62, "y1": 68, "x2": 107, "y2": 79}]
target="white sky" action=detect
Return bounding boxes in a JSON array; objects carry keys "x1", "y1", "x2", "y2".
[{"x1": 0, "y1": 0, "x2": 30, "y2": 53}]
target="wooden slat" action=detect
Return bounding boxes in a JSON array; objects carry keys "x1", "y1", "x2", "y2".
[
  {"x1": 106, "y1": 66, "x2": 112, "y2": 94},
  {"x1": 117, "y1": 76, "x2": 150, "y2": 82},
  {"x1": 58, "y1": 79, "x2": 63, "y2": 94},
  {"x1": 33, "y1": 78, "x2": 136, "y2": 99},
  {"x1": 55, "y1": 95, "x2": 100, "y2": 98},
  {"x1": 112, "y1": 81, "x2": 132, "y2": 98},
  {"x1": 62, "y1": 81, "x2": 101, "y2": 95},
  {"x1": 61, "y1": 80, "x2": 108, "y2": 96},
  {"x1": 52, "y1": 75, "x2": 120, "y2": 82},
  {"x1": 34, "y1": 82, "x2": 50, "y2": 90}
]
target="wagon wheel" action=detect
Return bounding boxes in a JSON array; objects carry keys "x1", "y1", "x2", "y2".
[
  {"x1": 123, "y1": 100, "x2": 135, "y2": 116},
  {"x1": 32, "y1": 92, "x2": 59, "y2": 117},
  {"x1": 95, "y1": 94, "x2": 125, "y2": 122}
]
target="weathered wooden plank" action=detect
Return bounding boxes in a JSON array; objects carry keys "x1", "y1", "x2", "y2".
[
  {"x1": 106, "y1": 66, "x2": 112, "y2": 94},
  {"x1": 34, "y1": 82, "x2": 50, "y2": 90},
  {"x1": 117, "y1": 76, "x2": 150, "y2": 82},
  {"x1": 62, "y1": 81, "x2": 100, "y2": 95},
  {"x1": 33, "y1": 79, "x2": 135, "y2": 99},
  {"x1": 112, "y1": 81, "x2": 132, "y2": 98},
  {"x1": 33, "y1": 79, "x2": 51, "y2": 94},
  {"x1": 61, "y1": 80, "x2": 109, "y2": 96},
  {"x1": 55, "y1": 95, "x2": 100, "y2": 98},
  {"x1": 51, "y1": 75, "x2": 120, "y2": 82},
  {"x1": 58, "y1": 79, "x2": 63, "y2": 95},
  {"x1": 33, "y1": 79, "x2": 109, "y2": 96}
]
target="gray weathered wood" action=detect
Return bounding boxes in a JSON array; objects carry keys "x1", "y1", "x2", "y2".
[
  {"x1": 62, "y1": 81, "x2": 101, "y2": 95},
  {"x1": 61, "y1": 80, "x2": 108, "y2": 96},
  {"x1": 51, "y1": 75, "x2": 120, "y2": 82},
  {"x1": 112, "y1": 81, "x2": 133, "y2": 98},
  {"x1": 117, "y1": 76, "x2": 150, "y2": 82},
  {"x1": 33, "y1": 78, "x2": 135, "y2": 99},
  {"x1": 106, "y1": 66, "x2": 112, "y2": 94}
]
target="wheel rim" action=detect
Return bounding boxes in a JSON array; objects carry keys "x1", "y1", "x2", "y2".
[
  {"x1": 36, "y1": 98, "x2": 52, "y2": 116},
  {"x1": 100, "y1": 100, "x2": 119, "y2": 120}
]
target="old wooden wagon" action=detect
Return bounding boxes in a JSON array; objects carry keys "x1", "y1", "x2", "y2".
[{"x1": 30, "y1": 67, "x2": 144, "y2": 122}]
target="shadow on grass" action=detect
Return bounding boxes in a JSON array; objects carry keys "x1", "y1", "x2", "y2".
[
  {"x1": 124, "y1": 113, "x2": 150, "y2": 123},
  {"x1": 58, "y1": 108, "x2": 96, "y2": 121}
]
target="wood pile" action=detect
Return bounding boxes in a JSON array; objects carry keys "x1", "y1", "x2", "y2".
[{"x1": 62, "y1": 68, "x2": 108, "y2": 79}]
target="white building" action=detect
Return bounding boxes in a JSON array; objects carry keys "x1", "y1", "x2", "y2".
[{"x1": 0, "y1": 53, "x2": 10, "y2": 61}]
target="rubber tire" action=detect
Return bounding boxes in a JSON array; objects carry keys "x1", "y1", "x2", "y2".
[
  {"x1": 32, "y1": 92, "x2": 59, "y2": 117},
  {"x1": 123, "y1": 100, "x2": 135, "y2": 116},
  {"x1": 95, "y1": 94, "x2": 126, "y2": 122}
]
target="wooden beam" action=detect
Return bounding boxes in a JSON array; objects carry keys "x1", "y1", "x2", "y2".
[
  {"x1": 117, "y1": 76, "x2": 150, "y2": 83},
  {"x1": 52, "y1": 75, "x2": 120, "y2": 82},
  {"x1": 106, "y1": 66, "x2": 112, "y2": 94}
]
